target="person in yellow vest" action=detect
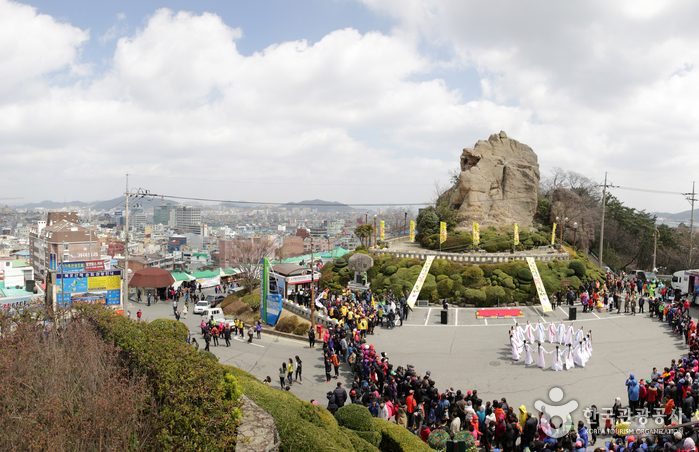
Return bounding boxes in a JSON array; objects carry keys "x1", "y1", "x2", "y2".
[{"x1": 358, "y1": 316, "x2": 368, "y2": 339}]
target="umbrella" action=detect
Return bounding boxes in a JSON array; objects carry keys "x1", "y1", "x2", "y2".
[{"x1": 129, "y1": 267, "x2": 175, "y2": 288}]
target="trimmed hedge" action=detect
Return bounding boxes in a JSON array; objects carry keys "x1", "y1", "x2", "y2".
[
  {"x1": 335, "y1": 403, "x2": 374, "y2": 432},
  {"x1": 342, "y1": 427, "x2": 381, "y2": 452},
  {"x1": 77, "y1": 307, "x2": 241, "y2": 451},
  {"x1": 226, "y1": 366, "x2": 359, "y2": 452},
  {"x1": 371, "y1": 418, "x2": 432, "y2": 452}
]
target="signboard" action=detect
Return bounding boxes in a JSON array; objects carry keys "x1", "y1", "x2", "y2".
[
  {"x1": 440, "y1": 222, "x2": 447, "y2": 244},
  {"x1": 409, "y1": 221, "x2": 415, "y2": 243},
  {"x1": 514, "y1": 224, "x2": 519, "y2": 246},
  {"x1": 59, "y1": 260, "x2": 106, "y2": 274},
  {"x1": 56, "y1": 269, "x2": 122, "y2": 307},
  {"x1": 561, "y1": 280, "x2": 571, "y2": 287},
  {"x1": 49, "y1": 253, "x2": 57, "y2": 271},
  {"x1": 473, "y1": 223, "x2": 480, "y2": 245},
  {"x1": 380, "y1": 221, "x2": 385, "y2": 241},
  {"x1": 260, "y1": 258, "x2": 282, "y2": 326},
  {"x1": 551, "y1": 223, "x2": 557, "y2": 245},
  {"x1": 526, "y1": 257, "x2": 553, "y2": 312},
  {"x1": 406, "y1": 256, "x2": 435, "y2": 308}
]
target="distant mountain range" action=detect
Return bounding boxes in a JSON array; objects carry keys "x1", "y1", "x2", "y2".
[
  {"x1": 651, "y1": 208, "x2": 699, "y2": 225},
  {"x1": 280, "y1": 199, "x2": 354, "y2": 212}
]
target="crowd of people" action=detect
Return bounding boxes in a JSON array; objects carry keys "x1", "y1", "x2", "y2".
[{"x1": 301, "y1": 273, "x2": 699, "y2": 452}]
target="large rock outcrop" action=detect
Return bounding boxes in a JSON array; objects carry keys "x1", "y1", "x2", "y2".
[{"x1": 450, "y1": 131, "x2": 539, "y2": 229}]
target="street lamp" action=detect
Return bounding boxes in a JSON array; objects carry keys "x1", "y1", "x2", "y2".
[
  {"x1": 373, "y1": 215, "x2": 377, "y2": 248},
  {"x1": 572, "y1": 222, "x2": 578, "y2": 255},
  {"x1": 555, "y1": 216, "x2": 569, "y2": 253}
]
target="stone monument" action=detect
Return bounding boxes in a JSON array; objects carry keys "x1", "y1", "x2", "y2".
[
  {"x1": 449, "y1": 131, "x2": 540, "y2": 229},
  {"x1": 348, "y1": 253, "x2": 374, "y2": 287}
]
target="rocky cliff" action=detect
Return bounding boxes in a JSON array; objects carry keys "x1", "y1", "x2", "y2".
[{"x1": 450, "y1": 131, "x2": 540, "y2": 229}]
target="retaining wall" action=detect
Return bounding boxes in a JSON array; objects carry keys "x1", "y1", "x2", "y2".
[
  {"x1": 369, "y1": 248, "x2": 569, "y2": 264},
  {"x1": 281, "y1": 299, "x2": 338, "y2": 329}
]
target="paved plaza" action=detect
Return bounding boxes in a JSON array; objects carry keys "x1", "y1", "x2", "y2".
[{"x1": 134, "y1": 294, "x2": 694, "y2": 422}]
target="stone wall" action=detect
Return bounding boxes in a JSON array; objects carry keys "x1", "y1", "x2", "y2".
[
  {"x1": 369, "y1": 248, "x2": 569, "y2": 264},
  {"x1": 281, "y1": 298, "x2": 338, "y2": 329}
]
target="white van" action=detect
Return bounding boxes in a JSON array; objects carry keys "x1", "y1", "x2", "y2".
[
  {"x1": 201, "y1": 308, "x2": 225, "y2": 324},
  {"x1": 671, "y1": 270, "x2": 699, "y2": 297}
]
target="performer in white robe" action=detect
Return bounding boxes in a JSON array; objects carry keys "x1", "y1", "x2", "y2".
[
  {"x1": 524, "y1": 321, "x2": 535, "y2": 344},
  {"x1": 563, "y1": 344, "x2": 575, "y2": 370},
  {"x1": 537, "y1": 342, "x2": 548, "y2": 369},
  {"x1": 524, "y1": 341, "x2": 534, "y2": 365},
  {"x1": 564, "y1": 323, "x2": 574, "y2": 344},
  {"x1": 549, "y1": 322, "x2": 556, "y2": 344},
  {"x1": 550, "y1": 346, "x2": 564, "y2": 371},
  {"x1": 511, "y1": 333, "x2": 522, "y2": 360},
  {"x1": 536, "y1": 319, "x2": 546, "y2": 343},
  {"x1": 582, "y1": 337, "x2": 591, "y2": 363},
  {"x1": 515, "y1": 322, "x2": 525, "y2": 343},
  {"x1": 572, "y1": 342, "x2": 585, "y2": 367},
  {"x1": 557, "y1": 321, "x2": 566, "y2": 344},
  {"x1": 575, "y1": 326, "x2": 584, "y2": 343}
]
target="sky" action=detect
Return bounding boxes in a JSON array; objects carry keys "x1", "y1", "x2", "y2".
[{"x1": 2, "y1": 0, "x2": 699, "y2": 216}]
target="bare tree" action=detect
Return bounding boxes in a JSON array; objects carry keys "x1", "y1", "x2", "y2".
[
  {"x1": 229, "y1": 237, "x2": 279, "y2": 294},
  {"x1": 382, "y1": 206, "x2": 417, "y2": 236}
]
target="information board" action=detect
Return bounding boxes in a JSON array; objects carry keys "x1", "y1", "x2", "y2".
[{"x1": 56, "y1": 269, "x2": 121, "y2": 307}]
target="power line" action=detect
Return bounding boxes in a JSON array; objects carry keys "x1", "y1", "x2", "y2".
[
  {"x1": 613, "y1": 186, "x2": 684, "y2": 195},
  {"x1": 130, "y1": 174, "x2": 433, "y2": 187}
]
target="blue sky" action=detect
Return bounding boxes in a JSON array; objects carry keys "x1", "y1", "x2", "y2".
[{"x1": 3, "y1": 0, "x2": 699, "y2": 214}]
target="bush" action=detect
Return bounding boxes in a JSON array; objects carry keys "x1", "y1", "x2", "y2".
[
  {"x1": 342, "y1": 428, "x2": 381, "y2": 452},
  {"x1": 199, "y1": 350, "x2": 219, "y2": 362},
  {"x1": 454, "y1": 431, "x2": 477, "y2": 452},
  {"x1": 147, "y1": 318, "x2": 189, "y2": 341},
  {"x1": 356, "y1": 430, "x2": 382, "y2": 447},
  {"x1": 335, "y1": 404, "x2": 374, "y2": 432},
  {"x1": 371, "y1": 418, "x2": 432, "y2": 452},
  {"x1": 485, "y1": 286, "x2": 508, "y2": 306},
  {"x1": 384, "y1": 265, "x2": 398, "y2": 276},
  {"x1": 275, "y1": 316, "x2": 299, "y2": 333},
  {"x1": 569, "y1": 260, "x2": 586, "y2": 278},
  {"x1": 464, "y1": 288, "x2": 487, "y2": 306},
  {"x1": 427, "y1": 429, "x2": 450, "y2": 450},
  {"x1": 241, "y1": 294, "x2": 261, "y2": 311},
  {"x1": 517, "y1": 267, "x2": 533, "y2": 281},
  {"x1": 437, "y1": 278, "x2": 454, "y2": 298},
  {"x1": 227, "y1": 366, "x2": 360, "y2": 452},
  {"x1": 449, "y1": 274, "x2": 463, "y2": 285},
  {"x1": 293, "y1": 322, "x2": 311, "y2": 336}
]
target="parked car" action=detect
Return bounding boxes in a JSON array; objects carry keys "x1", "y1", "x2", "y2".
[
  {"x1": 227, "y1": 285, "x2": 245, "y2": 294},
  {"x1": 205, "y1": 294, "x2": 225, "y2": 308},
  {"x1": 637, "y1": 271, "x2": 659, "y2": 284},
  {"x1": 201, "y1": 307, "x2": 225, "y2": 324},
  {"x1": 193, "y1": 300, "x2": 211, "y2": 315}
]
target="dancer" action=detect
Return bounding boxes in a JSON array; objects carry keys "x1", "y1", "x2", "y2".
[
  {"x1": 557, "y1": 321, "x2": 566, "y2": 344},
  {"x1": 524, "y1": 341, "x2": 534, "y2": 365},
  {"x1": 524, "y1": 321, "x2": 535, "y2": 344},
  {"x1": 575, "y1": 326, "x2": 584, "y2": 343},
  {"x1": 548, "y1": 321, "x2": 557, "y2": 343},
  {"x1": 536, "y1": 319, "x2": 546, "y2": 343},
  {"x1": 572, "y1": 341, "x2": 585, "y2": 367},
  {"x1": 510, "y1": 332, "x2": 523, "y2": 360},
  {"x1": 515, "y1": 322, "x2": 525, "y2": 344},
  {"x1": 565, "y1": 323, "x2": 574, "y2": 344},
  {"x1": 537, "y1": 342, "x2": 548, "y2": 369},
  {"x1": 550, "y1": 345, "x2": 564, "y2": 371},
  {"x1": 563, "y1": 343, "x2": 575, "y2": 370}
]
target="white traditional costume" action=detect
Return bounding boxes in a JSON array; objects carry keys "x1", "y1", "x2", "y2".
[
  {"x1": 511, "y1": 334, "x2": 522, "y2": 360},
  {"x1": 548, "y1": 322, "x2": 557, "y2": 343},
  {"x1": 564, "y1": 324, "x2": 574, "y2": 345},
  {"x1": 524, "y1": 342, "x2": 534, "y2": 365},
  {"x1": 575, "y1": 327, "x2": 584, "y2": 344},
  {"x1": 524, "y1": 321, "x2": 535, "y2": 344},
  {"x1": 564, "y1": 345, "x2": 575, "y2": 370},
  {"x1": 537, "y1": 344, "x2": 548, "y2": 368},
  {"x1": 557, "y1": 322, "x2": 566, "y2": 344},
  {"x1": 536, "y1": 320, "x2": 546, "y2": 343},
  {"x1": 550, "y1": 347, "x2": 564, "y2": 371},
  {"x1": 572, "y1": 342, "x2": 585, "y2": 367}
]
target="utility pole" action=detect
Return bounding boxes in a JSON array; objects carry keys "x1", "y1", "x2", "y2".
[
  {"x1": 599, "y1": 172, "x2": 609, "y2": 269},
  {"x1": 124, "y1": 174, "x2": 130, "y2": 314},
  {"x1": 652, "y1": 228, "x2": 659, "y2": 271},
  {"x1": 310, "y1": 234, "x2": 315, "y2": 335},
  {"x1": 373, "y1": 215, "x2": 377, "y2": 248},
  {"x1": 686, "y1": 182, "x2": 697, "y2": 267}
]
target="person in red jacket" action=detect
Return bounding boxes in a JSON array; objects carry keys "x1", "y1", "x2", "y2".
[{"x1": 406, "y1": 389, "x2": 417, "y2": 431}]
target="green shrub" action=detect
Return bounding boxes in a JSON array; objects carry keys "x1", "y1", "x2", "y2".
[
  {"x1": 342, "y1": 428, "x2": 381, "y2": 452},
  {"x1": 227, "y1": 366, "x2": 359, "y2": 452},
  {"x1": 356, "y1": 430, "x2": 382, "y2": 447},
  {"x1": 485, "y1": 286, "x2": 508, "y2": 306},
  {"x1": 293, "y1": 322, "x2": 311, "y2": 336},
  {"x1": 437, "y1": 278, "x2": 454, "y2": 298},
  {"x1": 76, "y1": 306, "x2": 241, "y2": 451},
  {"x1": 427, "y1": 429, "x2": 450, "y2": 450},
  {"x1": 147, "y1": 318, "x2": 189, "y2": 341},
  {"x1": 464, "y1": 289, "x2": 487, "y2": 306},
  {"x1": 335, "y1": 404, "x2": 374, "y2": 432},
  {"x1": 436, "y1": 274, "x2": 449, "y2": 282},
  {"x1": 334, "y1": 258, "x2": 348, "y2": 268},
  {"x1": 517, "y1": 267, "x2": 533, "y2": 281},
  {"x1": 454, "y1": 430, "x2": 477, "y2": 452},
  {"x1": 199, "y1": 350, "x2": 219, "y2": 362},
  {"x1": 384, "y1": 265, "x2": 398, "y2": 276},
  {"x1": 449, "y1": 274, "x2": 463, "y2": 285},
  {"x1": 241, "y1": 294, "x2": 261, "y2": 311},
  {"x1": 275, "y1": 316, "x2": 299, "y2": 333},
  {"x1": 371, "y1": 418, "x2": 432, "y2": 452},
  {"x1": 569, "y1": 260, "x2": 586, "y2": 277}
]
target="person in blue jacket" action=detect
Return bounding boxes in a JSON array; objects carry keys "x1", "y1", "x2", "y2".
[
  {"x1": 577, "y1": 420, "x2": 588, "y2": 448},
  {"x1": 626, "y1": 373, "x2": 640, "y2": 414}
]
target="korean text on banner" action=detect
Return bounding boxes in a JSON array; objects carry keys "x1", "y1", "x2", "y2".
[
  {"x1": 260, "y1": 257, "x2": 269, "y2": 323},
  {"x1": 526, "y1": 257, "x2": 553, "y2": 312},
  {"x1": 439, "y1": 222, "x2": 447, "y2": 244},
  {"x1": 380, "y1": 221, "x2": 385, "y2": 241},
  {"x1": 473, "y1": 223, "x2": 480, "y2": 245},
  {"x1": 514, "y1": 223, "x2": 520, "y2": 246},
  {"x1": 407, "y1": 256, "x2": 435, "y2": 308},
  {"x1": 551, "y1": 223, "x2": 557, "y2": 246},
  {"x1": 409, "y1": 221, "x2": 415, "y2": 243}
]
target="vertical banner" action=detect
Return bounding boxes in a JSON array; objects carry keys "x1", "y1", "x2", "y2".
[
  {"x1": 407, "y1": 256, "x2": 435, "y2": 308},
  {"x1": 260, "y1": 257, "x2": 283, "y2": 326},
  {"x1": 260, "y1": 258, "x2": 269, "y2": 323},
  {"x1": 551, "y1": 223, "x2": 557, "y2": 245},
  {"x1": 439, "y1": 222, "x2": 447, "y2": 244},
  {"x1": 526, "y1": 257, "x2": 553, "y2": 312},
  {"x1": 380, "y1": 220, "x2": 385, "y2": 241},
  {"x1": 473, "y1": 223, "x2": 480, "y2": 245},
  {"x1": 514, "y1": 224, "x2": 520, "y2": 246},
  {"x1": 409, "y1": 221, "x2": 415, "y2": 243}
]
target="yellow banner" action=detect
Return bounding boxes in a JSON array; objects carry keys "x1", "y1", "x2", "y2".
[
  {"x1": 514, "y1": 223, "x2": 520, "y2": 246},
  {"x1": 551, "y1": 223, "x2": 557, "y2": 245},
  {"x1": 380, "y1": 221, "x2": 385, "y2": 240},
  {"x1": 439, "y1": 222, "x2": 447, "y2": 244},
  {"x1": 473, "y1": 223, "x2": 480, "y2": 245},
  {"x1": 88, "y1": 275, "x2": 121, "y2": 291},
  {"x1": 526, "y1": 257, "x2": 553, "y2": 312},
  {"x1": 409, "y1": 220, "x2": 415, "y2": 243},
  {"x1": 407, "y1": 256, "x2": 435, "y2": 308}
]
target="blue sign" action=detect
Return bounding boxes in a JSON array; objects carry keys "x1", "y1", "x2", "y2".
[
  {"x1": 49, "y1": 253, "x2": 57, "y2": 271},
  {"x1": 259, "y1": 258, "x2": 283, "y2": 326}
]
